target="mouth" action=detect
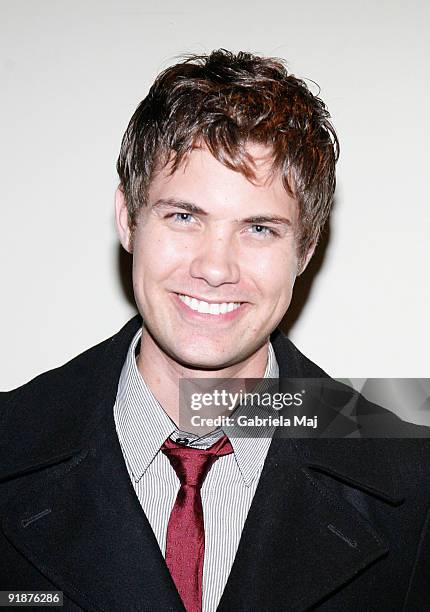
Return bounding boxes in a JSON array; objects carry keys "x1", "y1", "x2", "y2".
[{"x1": 175, "y1": 293, "x2": 245, "y2": 316}]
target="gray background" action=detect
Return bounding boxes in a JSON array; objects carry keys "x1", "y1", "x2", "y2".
[{"x1": 1, "y1": 0, "x2": 429, "y2": 390}]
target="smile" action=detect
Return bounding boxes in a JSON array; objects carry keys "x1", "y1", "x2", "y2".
[{"x1": 177, "y1": 294, "x2": 242, "y2": 316}]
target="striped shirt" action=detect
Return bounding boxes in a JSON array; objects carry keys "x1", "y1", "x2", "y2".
[{"x1": 113, "y1": 327, "x2": 279, "y2": 612}]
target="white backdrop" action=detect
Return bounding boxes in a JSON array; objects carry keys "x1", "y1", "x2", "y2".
[{"x1": 1, "y1": 0, "x2": 429, "y2": 390}]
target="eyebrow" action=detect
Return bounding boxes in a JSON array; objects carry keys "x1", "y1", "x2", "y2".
[
  {"x1": 151, "y1": 198, "x2": 208, "y2": 215},
  {"x1": 151, "y1": 197, "x2": 292, "y2": 227},
  {"x1": 241, "y1": 215, "x2": 292, "y2": 227}
]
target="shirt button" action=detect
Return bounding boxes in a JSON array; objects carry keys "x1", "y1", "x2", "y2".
[{"x1": 176, "y1": 437, "x2": 190, "y2": 445}]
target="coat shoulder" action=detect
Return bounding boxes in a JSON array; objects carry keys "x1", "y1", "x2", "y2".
[
  {"x1": 2, "y1": 316, "x2": 141, "y2": 407},
  {"x1": 0, "y1": 316, "x2": 142, "y2": 477},
  {"x1": 270, "y1": 328, "x2": 328, "y2": 378}
]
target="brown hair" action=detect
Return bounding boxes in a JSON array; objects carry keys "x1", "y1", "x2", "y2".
[{"x1": 117, "y1": 49, "x2": 339, "y2": 263}]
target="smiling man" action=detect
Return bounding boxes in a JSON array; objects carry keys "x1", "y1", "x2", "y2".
[
  {"x1": 1, "y1": 50, "x2": 430, "y2": 612},
  {"x1": 115, "y1": 143, "x2": 311, "y2": 423}
]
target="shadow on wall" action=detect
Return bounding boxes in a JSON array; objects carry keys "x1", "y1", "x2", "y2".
[
  {"x1": 117, "y1": 246, "x2": 134, "y2": 308},
  {"x1": 280, "y1": 216, "x2": 331, "y2": 336},
  {"x1": 115, "y1": 207, "x2": 332, "y2": 337}
]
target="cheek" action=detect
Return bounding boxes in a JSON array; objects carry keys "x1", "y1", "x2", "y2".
[
  {"x1": 132, "y1": 228, "x2": 182, "y2": 280},
  {"x1": 249, "y1": 249, "x2": 298, "y2": 299}
]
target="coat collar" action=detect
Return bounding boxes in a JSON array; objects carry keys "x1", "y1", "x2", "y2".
[
  {"x1": 0, "y1": 315, "x2": 404, "y2": 502},
  {"x1": 1, "y1": 316, "x2": 405, "y2": 610}
]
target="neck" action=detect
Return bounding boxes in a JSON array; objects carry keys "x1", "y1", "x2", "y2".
[{"x1": 136, "y1": 327, "x2": 269, "y2": 426}]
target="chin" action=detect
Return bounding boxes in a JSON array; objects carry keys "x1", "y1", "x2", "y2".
[
  {"x1": 172, "y1": 351, "x2": 233, "y2": 372},
  {"x1": 163, "y1": 341, "x2": 241, "y2": 371}
]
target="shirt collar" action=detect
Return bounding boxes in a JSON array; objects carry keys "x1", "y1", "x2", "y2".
[{"x1": 114, "y1": 326, "x2": 279, "y2": 486}]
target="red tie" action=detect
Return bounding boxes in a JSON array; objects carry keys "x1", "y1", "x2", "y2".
[{"x1": 161, "y1": 435, "x2": 233, "y2": 612}]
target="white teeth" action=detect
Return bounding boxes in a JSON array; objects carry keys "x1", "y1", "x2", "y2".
[
  {"x1": 198, "y1": 301, "x2": 210, "y2": 314},
  {"x1": 178, "y1": 294, "x2": 242, "y2": 316}
]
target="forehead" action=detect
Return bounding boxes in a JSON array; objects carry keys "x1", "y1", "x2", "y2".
[{"x1": 148, "y1": 144, "x2": 298, "y2": 222}]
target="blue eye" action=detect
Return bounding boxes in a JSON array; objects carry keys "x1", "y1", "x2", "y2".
[
  {"x1": 250, "y1": 224, "x2": 277, "y2": 237},
  {"x1": 174, "y1": 212, "x2": 194, "y2": 223}
]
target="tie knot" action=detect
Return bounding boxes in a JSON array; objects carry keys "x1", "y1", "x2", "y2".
[{"x1": 161, "y1": 434, "x2": 233, "y2": 487}]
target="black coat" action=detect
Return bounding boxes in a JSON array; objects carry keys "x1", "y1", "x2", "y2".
[{"x1": 1, "y1": 316, "x2": 429, "y2": 611}]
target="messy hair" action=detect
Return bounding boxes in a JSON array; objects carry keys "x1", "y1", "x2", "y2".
[{"x1": 117, "y1": 49, "x2": 339, "y2": 263}]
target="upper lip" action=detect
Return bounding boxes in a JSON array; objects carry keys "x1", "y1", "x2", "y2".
[{"x1": 175, "y1": 292, "x2": 246, "y2": 304}]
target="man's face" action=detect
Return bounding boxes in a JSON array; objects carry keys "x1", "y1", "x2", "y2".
[{"x1": 117, "y1": 145, "x2": 312, "y2": 371}]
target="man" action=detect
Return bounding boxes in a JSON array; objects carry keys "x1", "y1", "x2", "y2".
[{"x1": 1, "y1": 50, "x2": 429, "y2": 611}]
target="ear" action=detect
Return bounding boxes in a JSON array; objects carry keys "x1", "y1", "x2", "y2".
[
  {"x1": 297, "y1": 242, "x2": 316, "y2": 276},
  {"x1": 115, "y1": 186, "x2": 133, "y2": 253}
]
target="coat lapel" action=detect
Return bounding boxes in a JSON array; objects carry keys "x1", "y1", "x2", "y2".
[
  {"x1": 218, "y1": 436, "x2": 395, "y2": 611},
  {"x1": 2, "y1": 390, "x2": 184, "y2": 611},
  {"x1": 218, "y1": 333, "x2": 404, "y2": 610}
]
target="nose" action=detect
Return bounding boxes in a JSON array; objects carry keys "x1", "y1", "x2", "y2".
[{"x1": 189, "y1": 232, "x2": 240, "y2": 287}]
